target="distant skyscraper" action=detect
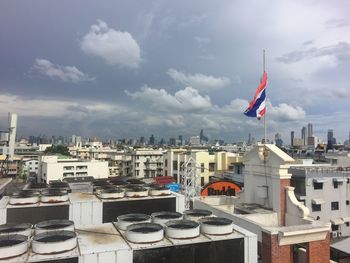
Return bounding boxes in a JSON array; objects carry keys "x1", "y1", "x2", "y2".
[
  {"x1": 327, "y1": 129, "x2": 334, "y2": 144},
  {"x1": 169, "y1": 138, "x2": 176, "y2": 146},
  {"x1": 301, "y1": 126, "x2": 307, "y2": 146},
  {"x1": 199, "y1": 129, "x2": 208, "y2": 143},
  {"x1": 178, "y1": 135, "x2": 183, "y2": 145},
  {"x1": 149, "y1": 134, "x2": 155, "y2": 145},
  {"x1": 307, "y1": 123, "x2": 313, "y2": 137},
  {"x1": 275, "y1": 133, "x2": 283, "y2": 147},
  {"x1": 327, "y1": 129, "x2": 336, "y2": 151},
  {"x1": 291, "y1": 131, "x2": 295, "y2": 146}
]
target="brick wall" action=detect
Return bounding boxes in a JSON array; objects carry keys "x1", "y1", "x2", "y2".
[
  {"x1": 306, "y1": 232, "x2": 330, "y2": 263},
  {"x1": 261, "y1": 232, "x2": 293, "y2": 263},
  {"x1": 280, "y1": 178, "x2": 291, "y2": 226}
]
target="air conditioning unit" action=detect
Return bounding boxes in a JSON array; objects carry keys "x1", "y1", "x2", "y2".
[
  {"x1": 331, "y1": 231, "x2": 338, "y2": 238},
  {"x1": 338, "y1": 231, "x2": 342, "y2": 238}
]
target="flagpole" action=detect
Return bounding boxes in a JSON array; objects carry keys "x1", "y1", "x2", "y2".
[{"x1": 263, "y1": 49, "x2": 267, "y2": 144}]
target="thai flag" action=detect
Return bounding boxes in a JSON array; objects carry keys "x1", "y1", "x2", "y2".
[{"x1": 244, "y1": 71, "x2": 267, "y2": 119}]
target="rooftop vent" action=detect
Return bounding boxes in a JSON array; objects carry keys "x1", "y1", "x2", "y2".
[
  {"x1": 110, "y1": 180, "x2": 129, "y2": 186},
  {"x1": 40, "y1": 188, "x2": 69, "y2": 203},
  {"x1": 99, "y1": 188, "x2": 125, "y2": 199},
  {"x1": 49, "y1": 181, "x2": 69, "y2": 188},
  {"x1": 0, "y1": 234, "x2": 28, "y2": 259},
  {"x1": 165, "y1": 220, "x2": 200, "y2": 239},
  {"x1": 149, "y1": 185, "x2": 171, "y2": 196},
  {"x1": 125, "y1": 186, "x2": 149, "y2": 198},
  {"x1": 127, "y1": 179, "x2": 145, "y2": 185},
  {"x1": 9, "y1": 190, "x2": 40, "y2": 205},
  {"x1": 117, "y1": 213, "x2": 151, "y2": 230},
  {"x1": 199, "y1": 217, "x2": 233, "y2": 235},
  {"x1": 94, "y1": 185, "x2": 114, "y2": 195},
  {"x1": 183, "y1": 209, "x2": 212, "y2": 222},
  {"x1": 28, "y1": 183, "x2": 48, "y2": 189},
  {"x1": 35, "y1": 220, "x2": 74, "y2": 235},
  {"x1": 151, "y1": 212, "x2": 183, "y2": 226},
  {"x1": 32, "y1": 231, "x2": 77, "y2": 254},
  {"x1": 126, "y1": 223, "x2": 164, "y2": 243},
  {"x1": 0, "y1": 223, "x2": 32, "y2": 237}
]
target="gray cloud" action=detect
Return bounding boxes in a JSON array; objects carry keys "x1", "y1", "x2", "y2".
[
  {"x1": 167, "y1": 68, "x2": 232, "y2": 92},
  {"x1": 80, "y1": 20, "x2": 141, "y2": 68},
  {"x1": 125, "y1": 85, "x2": 212, "y2": 113},
  {"x1": 277, "y1": 42, "x2": 350, "y2": 64},
  {"x1": 32, "y1": 59, "x2": 94, "y2": 83}
]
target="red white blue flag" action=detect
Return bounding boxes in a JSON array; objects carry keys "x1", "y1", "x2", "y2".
[{"x1": 244, "y1": 71, "x2": 267, "y2": 119}]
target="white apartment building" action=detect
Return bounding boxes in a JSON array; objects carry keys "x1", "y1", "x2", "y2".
[
  {"x1": 22, "y1": 158, "x2": 39, "y2": 175},
  {"x1": 69, "y1": 146, "x2": 163, "y2": 178},
  {"x1": 40, "y1": 155, "x2": 109, "y2": 183},
  {"x1": 163, "y1": 149, "x2": 238, "y2": 186},
  {"x1": 291, "y1": 166, "x2": 350, "y2": 237},
  {"x1": 132, "y1": 149, "x2": 163, "y2": 178}
]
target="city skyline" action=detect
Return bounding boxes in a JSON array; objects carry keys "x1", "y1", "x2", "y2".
[{"x1": 0, "y1": 1, "x2": 349, "y2": 141}]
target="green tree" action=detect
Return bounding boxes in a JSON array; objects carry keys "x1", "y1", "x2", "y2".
[{"x1": 44, "y1": 145, "x2": 70, "y2": 156}]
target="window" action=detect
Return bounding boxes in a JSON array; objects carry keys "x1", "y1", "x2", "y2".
[
  {"x1": 165, "y1": 170, "x2": 167, "y2": 176},
  {"x1": 313, "y1": 182, "x2": 323, "y2": 189},
  {"x1": 201, "y1": 177, "x2": 205, "y2": 186},
  {"x1": 173, "y1": 161, "x2": 178, "y2": 170},
  {"x1": 331, "y1": 224, "x2": 339, "y2": 231},
  {"x1": 331, "y1": 201, "x2": 339, "y2": 210},
  {"x1": 333, "y1": 181, "x2": 339, "y2": 189},
  {"x1": 346, "y1": 200, "x2": 349, "y2": 205},
  {"x1": 201, "y1": 163, "x2": 205, "y2": 173},
  {"x1": 346, "y1": 222, "x2": 350, "y2": 227},
  {"x1": 209, "y1": 163, "x2": 215, "y2": 172},
  {"x1": 165, "y1": 159, "x2": 168, "y2": 167},
  {"x1": 312, "y1": 204, "x2": 321, "y2": 212}
]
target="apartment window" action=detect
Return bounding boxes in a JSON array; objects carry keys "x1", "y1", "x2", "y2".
[
  {"x1": 201, "y1": 177, "x2": 205, "y2": 186},
  {"x1": 313, "y1": 182, "x2": 323, "y2": 190},
  {"x1": 346, "y1": 200, "x2": 349, "y2": 205},
  {"x1": 173, "y1": 161, "x2": 178, "y2": 170},
  {"x1": 333, "y1": 181, "x2": 339, "y2": 189},
  {"x1": 346, "y1": 222, "x2": 350, "y2": 227},
  {"x1": 209, "y1": 163, "x2": 215, "y2": 172},
  {"x1": 331, "y1": 201, "x2": 339, "y2": 210},
  {"x1": 165, "y1": 159, "x2": 168, "y2": 167},
  {"x1": 201, "y1": 163, "x2": 205, "y2": 173},
  {"x1": 165, "y1": 170, "x2": 167, "y2": 176},
  {"x1": 331, "y1": 224, "x2": 339, "y2": 231},
  {"x1": 312, "y1": 204, "x2": 321, "y2": 212},
  {"x1": 136, "y1": 170, "x2": 139, "y2": 176}
]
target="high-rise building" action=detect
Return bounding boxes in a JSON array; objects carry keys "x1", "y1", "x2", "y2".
[
  {"x1": 301, "y1": 127, "x2": 307, "y2": 146},
  {"x1": 199, "y1": 129, "x2": 208, "y2": 143},
  {"x1": 291, "y1": 131, "x2": 295, "y2": 147},
  {"x1": 307, "y1": 123, "x2": 313, "y2": 137},
  {"x1": 149, "y1": 134, "x2": 155, "y2": 145},
  {"x1": 275, "y1": 133, "x2": 283, "y2": 147},
  {"x1": 327, "y1": 129, "x2": 333, "y2": 143}
]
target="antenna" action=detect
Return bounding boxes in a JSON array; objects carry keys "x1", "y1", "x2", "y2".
[{"x1": 180, "y1": 157, "x2": 198, "y2": 209}]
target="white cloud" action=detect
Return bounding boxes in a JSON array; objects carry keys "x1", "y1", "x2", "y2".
[
  {"x1": 80, "y1": 20, "x2": 141, "y2": 68},
  {"x1": 32, "y1": 59, "x2": 94, "y2": 83},
  {"x1": 268, "y1": 102, "x2": 306, "y2": 121},
  {"x1": 167, "y1": 68, "x2": 232, "y2": 92},
  {"x1": 126, "y1": 85, "x2": 212, "y2": 112}
]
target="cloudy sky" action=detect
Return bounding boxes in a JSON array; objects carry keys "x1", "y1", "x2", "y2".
[{"x1": 0, "y1": 0, "x2": 349, "y2": 143}]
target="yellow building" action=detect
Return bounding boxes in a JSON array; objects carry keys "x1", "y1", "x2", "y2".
[{"x1": 163, "y1": 149, "x2": 241, "y2": 186}]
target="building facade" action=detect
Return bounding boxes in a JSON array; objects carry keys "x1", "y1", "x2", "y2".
[
  {"x1": 40, "y1": 156, "x2": 109, "y2": 183},
  {"x1": 290, "y1": 166, "x2": 350, "y2": 237}
]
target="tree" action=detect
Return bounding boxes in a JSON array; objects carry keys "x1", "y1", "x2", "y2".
[{"x1": 44, "y1": 145, "x2": 70, "y2": 156}]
